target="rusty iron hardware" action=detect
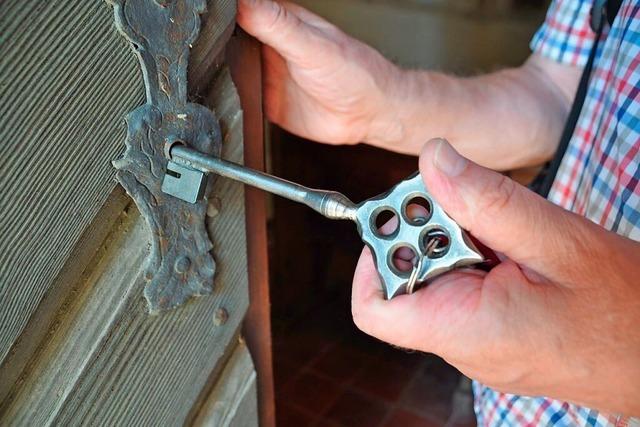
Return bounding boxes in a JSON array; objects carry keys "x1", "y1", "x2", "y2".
[
  {"x1": 165, "y1": 144, "x2": 484, "y2": 299},
  {"x1": 107, "y1": 0, "x2": 220, "y2": 313}
]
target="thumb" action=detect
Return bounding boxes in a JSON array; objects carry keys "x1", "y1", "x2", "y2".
[
  {"x1": 237, "y1": 0, "x2": 329, "y2": 64},
  {"x1": 419, "y1": 138, "x2": 579, "y2": 276}
]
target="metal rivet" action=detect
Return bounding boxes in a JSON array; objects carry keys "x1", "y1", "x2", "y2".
[
  {"x1": 174, "y1": 256, "x2": 191, "y2": 274},
  {"x1": 213, "y1": 308, "x2": 229, "y2": 326},
  {"x1": 207, "y1": 197, "x2": 221, "y2": 218}
]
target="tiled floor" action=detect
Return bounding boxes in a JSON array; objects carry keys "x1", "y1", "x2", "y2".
[{"x1": 272, "y1": 303, "x2": 474, "y2": 427}]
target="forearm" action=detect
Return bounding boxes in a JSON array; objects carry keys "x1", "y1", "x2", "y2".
[{"x1": 368, "y1": 55, "x2": 581, "y2": 171}]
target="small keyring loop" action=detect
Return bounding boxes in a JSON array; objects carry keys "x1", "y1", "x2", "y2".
[
  {"x1": 406, "y1": 254, "x2": 423, "y2": 295},
  {"x1": 406, "y1": 238, "x2": 442, "y2": 294}
]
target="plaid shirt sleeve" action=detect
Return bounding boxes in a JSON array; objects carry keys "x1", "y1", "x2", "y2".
[{"x1": 530, "y1": 0, "x2": 595, "y2": 66}]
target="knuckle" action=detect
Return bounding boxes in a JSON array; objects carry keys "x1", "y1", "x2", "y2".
[
  {"x1": 480, "y1": 174, "x2": 518, "y2": 217},
  {"x1": 265, "y1": 3, "x2": 290, "y2": 33}
]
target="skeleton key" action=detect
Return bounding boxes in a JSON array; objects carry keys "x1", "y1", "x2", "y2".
[{"x1": 162, "y1": 143, "x2": 485, "y2": 299}]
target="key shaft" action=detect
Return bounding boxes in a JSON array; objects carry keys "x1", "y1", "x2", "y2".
[{"x1": 171, "y1": 145, "x2": 358, "y2": 221}]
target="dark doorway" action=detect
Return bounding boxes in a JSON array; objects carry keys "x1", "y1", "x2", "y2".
[{"x1": 267, "y1": 130, "x2": 473, "y2": 427}]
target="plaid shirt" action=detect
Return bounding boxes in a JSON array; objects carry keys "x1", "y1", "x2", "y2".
[{"x1": 473, "y1": 0, "x2": 640, "y2": 425}]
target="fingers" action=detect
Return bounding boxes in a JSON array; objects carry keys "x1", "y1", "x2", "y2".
[
  {"x1": 351, "y1": 247, "x2": 425, "y2": 348},
  {"x1": 281, "y1": 2, "x2": 337, "y2": 30},
  {"x1": 237, "y1": 0, "x2": 332, "y2": 64},
  {"x1": 351, "y1": 247, "x2": 386, "y2": 305},
  {"x1": 262, "y1": 46, "x2": 289, "y2": 122},
  {"x1": 351, "y1": 247, "x2": 486, "y2": 353},
  {"x1": 261, "y1": 45, "x2": 322, "y2": 129},
  {"x1": 418, "y1": 138, "x2": 583, "y2": 278}
]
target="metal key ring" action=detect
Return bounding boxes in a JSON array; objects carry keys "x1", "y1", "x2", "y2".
[
  {"x1": 406, "y1": 255, "x2": 423, "y2": 295},
  {"x1": 406, "y1": 238, "x2": 440, "y2": 294}
]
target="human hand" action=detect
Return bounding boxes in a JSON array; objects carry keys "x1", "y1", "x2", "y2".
[
  {"x1": 351, "y1": 139, "x2": 640, "y2": 415},
  {"x1": 237, "y1": 0, "x2": 405, "y2": 146}
]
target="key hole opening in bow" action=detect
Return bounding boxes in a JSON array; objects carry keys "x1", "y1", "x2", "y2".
[
  {"x1": 389, "y1": 245, "x2": 418, "y2": 277},
  {"x1": 422, "y1": 229, "x2": 450, "y2": 259},
  {"x1": 164, "y1": 139, "x2": 187, "y2": 160},
  {"x1": 372, "y1": 207, "x2": 399, "y2": 237},
  {"x1": 403, "y1": 195, "x2": 432, "y2": 225}
]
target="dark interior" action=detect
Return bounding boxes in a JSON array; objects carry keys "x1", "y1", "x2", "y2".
[{"x1": 267, "y1": 131, "x2": 472, "y2": 427}]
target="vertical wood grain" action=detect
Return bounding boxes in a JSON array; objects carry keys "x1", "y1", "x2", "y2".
[
  {"x1": 228, "y1": 30, "x2": 277, "y2": 427},
  {"x1": 193, "y1": 340, "x2": 258, "y2": 427},
  {"x1": 1, "y1": 69, "x2": 252, "y2": 426},
  {"x1": 1, "y1": 2, "x2": 265, "y2": 425},
  {"x1": 0, "y1": 0, "x2": 144, "y2": 366}
]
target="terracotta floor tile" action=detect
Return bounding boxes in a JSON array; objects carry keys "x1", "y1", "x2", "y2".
[
  {"x1": 314, "y1": 420, "x2": 344, "y2": 427},
  {"x1": 382, "y1": 409, "x2": 441, "y2": 427},
  {"x1": 400, "y1": 374, "x2": 455, "y2": 423},
  {"x1": 274, "y1": 354, "x2": 307, "y2": 390},
  {"x1": 276, "y1": 402, "x2": 316, "y2": 427},
  {"x1": 272, "y1": 293, "x2": 465, "y2": 427},
  {"x1": 303, "y1": 305, "x2": 352, "y2": 338},
  {"x1": 324, "y1": 390, "x2": 390, "y2": 427},
  {"x1": 446, "y1": 377, "x2": 477, "y2": 427},
  {"x1": 376, "y1": 345, "x2": 429, "y2": 372},
  {"x1": 420, "y1": 357, "x2": 461, "y2": 386},
  {"x1": 274, "y1": 329, "x2": 334, "y2": 367},
  {"x1": 352, "y1": 358, "x2": 415, "y2": 402},
  {"x1": 341, "y1": 327, "x2": 387, "y2": 354},
  {"x1": 310, "y1": 343, "x2": 372, "y2": 383},
  {"x1": 282, "y1": 371, "x2": 343, "y2": 415}
]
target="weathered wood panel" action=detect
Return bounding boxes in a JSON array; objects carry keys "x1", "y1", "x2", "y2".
[
  {"x1": 227, "y1": 381, "x2": 259, "y2": 427},
  {"x1": 1, "y1": 67, "x2": 251, "y2": 426},
  {"x1": 227, "y1": 31, "x2": 276, "y2": 427},
  {"x1": 0, "y1": 0, "x2": 144, "y2": 366},
  {"x1": 0, "y1": 0, "x2": 237, "y2": 378},
  {"x1": 190, "y1": 0, "x2": 237, "y2": 91},
  {"x1": 0, "y1": 187, "x2": 130, "y2": 406},
  {"x1": 193, "y1": 340, "x2": 258, "y2": 427}
]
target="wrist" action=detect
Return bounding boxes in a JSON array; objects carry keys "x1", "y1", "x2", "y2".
[
  {"x1": 365, "y1": 66, "x2": 417, "y2": 150},
  {"x1": 366, "y1": 68, "x2": 439, "y2": 155}
]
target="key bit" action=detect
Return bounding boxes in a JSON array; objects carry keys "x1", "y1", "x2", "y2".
[
  {"x1": 164, "y1": 144, "x2": 484, "y2": 299},
  {"x1": 162, "y1": 161, "x2": 208, "y2": 204}
]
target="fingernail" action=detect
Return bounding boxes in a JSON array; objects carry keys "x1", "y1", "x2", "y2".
[{"x1": 433, "y1": 139, "x2": 467, "y2": 177}]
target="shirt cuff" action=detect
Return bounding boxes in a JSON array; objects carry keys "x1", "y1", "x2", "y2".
[{"x1": 530, "y1": 0, "x2": 595, "y2": 67}]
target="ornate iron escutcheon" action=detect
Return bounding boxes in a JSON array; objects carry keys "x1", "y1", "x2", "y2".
[{"x1": 107, "y1": 0, "x2": 221, "y2": 313}]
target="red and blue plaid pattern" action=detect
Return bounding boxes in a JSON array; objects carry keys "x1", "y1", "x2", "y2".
[
  {"x1": 473, "y1": 382, "x2": 628, "y2": 426},
  {"x1": 474, "y1": 0, "x2": 640, "y2": 425}
]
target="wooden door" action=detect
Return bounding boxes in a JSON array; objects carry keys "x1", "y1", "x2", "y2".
[{"x1": 0, "y1": 1, "x2": 274, "y2": 425}]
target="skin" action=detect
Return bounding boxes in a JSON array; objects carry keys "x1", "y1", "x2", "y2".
[{"x1": 237, "y1": 0, "x2": 640, "y2": 415}]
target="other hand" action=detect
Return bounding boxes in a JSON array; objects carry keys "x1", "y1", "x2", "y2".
[
  {"x1": 237, "y1": 0, "x2": 405, "y2": 146},
  {"x1": 351, "y1": 139, "x2": 640, "y2": 415}
]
